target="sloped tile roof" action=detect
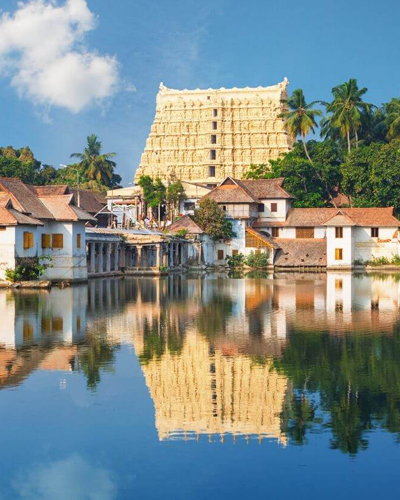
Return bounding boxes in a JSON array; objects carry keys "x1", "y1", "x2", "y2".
[
  {"x1": 322, "y1": 211, "x2": 357, "y2": 226},
  {"x1": 0, "y1": 208, "x2": 43, "y2": 226},
  {"x1": 274, "y1": 239, "x2": 327, "y2": 267},
  {"x1": 8, "y1": 209, "x2": 44, "y2": 226},
  {"x1": 69, "y1": 189, "x2": 106, "y2": 214},
  {"x1": 241, "y1": 178, "x2": 294, "y2": 199},
  {"x1": 254, "y1": 207, "x2": 400, "y2": 228},
  {"x1": 34, "y1": 185, "x2": 69, "y2": 196},
  {"x1": 39, "y1": 195, "x2": 96, "y2": 222},
  {"x1": 168, "y1": 215, "x2": 204, "y2": 234},
  {"x1": 203, "y1": 176, "x2": 294, "y2": 204},
  {"x1": 0, "y1": 178, "x2": 53, "y2": 219}
]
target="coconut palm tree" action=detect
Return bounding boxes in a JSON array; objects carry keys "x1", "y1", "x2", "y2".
[
  {"x1": 280, "y1": 88, "x2": 322, "y2": 163},
  {"x1": 322, "y1": 79, "x2": 373, "y2": 152},
  {"x1": 71, "y1": 134, "x2": 117, "y2": 187},
  {"x1": 384, "y1": 97, "x2": 400, "y2": 141}
]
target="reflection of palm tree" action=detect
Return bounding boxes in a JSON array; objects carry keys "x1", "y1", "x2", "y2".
[
  {"x1": 74, "y1": 336, "x2": 118, "y2": 390},
  {"x1": 281, "y1": 392, "x2": 316, "y2": 445}
]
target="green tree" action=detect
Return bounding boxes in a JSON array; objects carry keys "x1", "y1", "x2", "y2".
[
  {"x1": 322, "y1": 78, "x2": 373, "y2": 152},
  {"x1": 193, "y1": 198, "x2": 233, "y2": 241},
  {"x1": 70, "y1": 134, "x2": 117, "y2": 188},
  {"x1": 167, "y1": 180, "x2": 186, "y2": 220},
  {"x1": 384, "y1": 97, "x2": 400, "y2": 141},
  {"x1": 138, "y1": 175, "x2": 166, "y2": 224},
  {"x1": 341, "y1": 141, "x2": 400, "y2": 211},
  {"x1": 280, "y1": 88, "x2": 322, "y2": 163}
]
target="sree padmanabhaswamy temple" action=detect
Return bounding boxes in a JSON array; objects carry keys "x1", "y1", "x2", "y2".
[{"x1": 134, "y1": 79, "x2": 292, "y2": 186}]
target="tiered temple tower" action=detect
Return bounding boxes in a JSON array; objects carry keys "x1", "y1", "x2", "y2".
[{"x1": 135, "y1": 79, "x2": 292, "y2": 186}]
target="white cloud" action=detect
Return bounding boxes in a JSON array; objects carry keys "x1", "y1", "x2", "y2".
[
  {"x1": 0, "y1": 0, "x2": 120, "y2": 113},
  {"x1": 11, "y1": 454, "x2": 117, "y2": 500}
]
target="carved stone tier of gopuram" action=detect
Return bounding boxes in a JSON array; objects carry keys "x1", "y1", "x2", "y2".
[{"x1": 135, "y1": 79, "x2": 293, "y2": 186}]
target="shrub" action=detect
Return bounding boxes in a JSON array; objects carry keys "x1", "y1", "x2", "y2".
[
  {"x1": 175, "y1": 229, "x2": 188, "y2": 238},
  {"x1": 226, "y1": 253, "x2": 245, "y2": 268},
  {"x1": 245, "y1": 251, "x2": 271, "y2": 268},
  {"x1": 5, "y1": 256, "x2": 52, "y2": 282}
]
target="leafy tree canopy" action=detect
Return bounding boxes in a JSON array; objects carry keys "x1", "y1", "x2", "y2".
[{"x1": 193, "y1": 198, "x2": 234, "y2": 241}]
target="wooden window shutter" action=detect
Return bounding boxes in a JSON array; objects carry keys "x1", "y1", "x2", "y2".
[
  {"x1": 335, "y1": 248, "x2": 343, "y2": 260},
  {"x1": 42, "y1": 234, "x2": 51, "y2": 249},
  {"x1": 52, "y1": 234, "x2": 64, "y2": 249},
  {"x1": 296, "y1": 227, "x2": 314, "y2": 239},
  {"x1": 77, "y1": 233, "x2": 81, "y2": 249},
  {"x1": 23, "y1": 232, "x2": 29, "y2": 249},
  {"x1": 218, "y1": 249, "x2": 224, "y2": 260},
  {"x1": 24, "y1": 231, "x2": 33, "y2": 249}
]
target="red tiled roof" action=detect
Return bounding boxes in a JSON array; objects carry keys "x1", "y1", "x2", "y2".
[{"x1": 254, "y1": 207, "x2": 400, "y2": 228}]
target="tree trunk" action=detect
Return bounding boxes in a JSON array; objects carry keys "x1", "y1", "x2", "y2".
[
  {"x1": 302, "y1": 133, "x2": 337, "y2": 208},
  {"x1": 158, "y1": 204, "x2": 161, "y2": 226},
  {"x1": 355, "y1": 129, "x2": 359, "y2": 149},
  {"x1": 301, "y1": 133, "x2": 313, "y2": 163},
  {"x1": 347, "y1": 130, "x2": 351, "y2": 153}
]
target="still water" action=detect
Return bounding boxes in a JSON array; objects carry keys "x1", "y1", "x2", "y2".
[{"x1": 1, "y1": 272, "x2": 400, "y2": 499}]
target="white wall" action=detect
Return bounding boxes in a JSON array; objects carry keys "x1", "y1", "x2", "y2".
[
  {"x1": 326, "y1": 226, "x2": 353, "y2": 267},
  {"x1": 353, "y1": 227, "x2": 399, "y2": 263},
  {"x1": 45, "y1": 222, "x2": 88, "y2": 281},
  {"x1": 258, "y1": 199, "x2": 290, "y2": 221},
  {"x1": 0, "y1": 227, "x2": 16, "y2": 280}
]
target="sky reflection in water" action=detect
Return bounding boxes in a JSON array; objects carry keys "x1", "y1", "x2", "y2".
[{"x1": 0, "y1": 273, "x2": 399, "y2": 499}]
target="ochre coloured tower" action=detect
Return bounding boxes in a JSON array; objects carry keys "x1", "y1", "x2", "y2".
[{"x1": 135, "y1": 79, "x2": 293, "y2": 186}]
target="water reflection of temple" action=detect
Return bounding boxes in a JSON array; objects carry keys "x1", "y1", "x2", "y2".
[{"x1": 135, "y1": 331, "x2": 288, "y2": 444}]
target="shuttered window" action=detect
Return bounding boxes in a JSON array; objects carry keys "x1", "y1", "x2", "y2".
[
  {"x1": 272, "y1": 227, "x2": 280, "y2": 237},
  {"x1": 217, "y1": 249, "x2": 224, "y2": 260},
  {"x1": 335, "y1": 227, "x2": 343, "y2": 238},
  {"x1": 335, "y1": 248, "x2": 343, "y2": 260},
  {"x1": 296, "y1": 227, "x2": 314, "y2": 239},
  {"x1": 52, "y1": 234, "x2": 64, "y2": 249},
  {"x1": 271, "y1": 203, "x2": 278, "y2": 213},
  {"x1": 77, "y1": 233, "x2": 81, "y2": 249},
  {"x1": 371, "y1": 228, "x2": 379, "y2": 238},
  {"x1": 23, "y1": 231, "x2": 34, "y2": 249},
  {"x1": 42, "y1": 234, "x2": 51, "y2": 249}
]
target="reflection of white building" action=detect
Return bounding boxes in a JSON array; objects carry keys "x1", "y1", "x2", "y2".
[{"x1": 0, "y1": 287, "x2": 87, "y2": 349}]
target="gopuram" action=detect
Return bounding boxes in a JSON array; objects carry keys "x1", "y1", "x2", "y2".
[{"x1": 135, "y1": 79, "x2": 292, "y2": 186}]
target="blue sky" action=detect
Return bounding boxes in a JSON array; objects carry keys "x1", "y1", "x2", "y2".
[{"x1": 0, "y1": 0, "x2": 399, "y2": 185}]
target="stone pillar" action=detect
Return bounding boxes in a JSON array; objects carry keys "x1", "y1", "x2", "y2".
[
  {"x1": 98, "y1": 243, "x2": 104, "y2": 274},
  {"x1": 89, "y1": 242, "x2": 96, "y2": 274},
  {"x1": 198, "y1": 241, "x2": 203, "y2": 266},
  {"x1": 120, "y1": 246, "x2": 126, "y2": 269},
  {"x1": 156, "y1": 243, "x2": 162, "y2": 267},
  {"x1": 106, "y1": 243, "x2": 112, "y2": 273},
  {"x1": 114, "y1": 244, "x2": 119, "y2": 272},
  {"x1": 137, "y1": 246, "x2": 142, "y2": 268},
  {"x1": 162, "y1": 245, "x2": 168, "y2": 267}
]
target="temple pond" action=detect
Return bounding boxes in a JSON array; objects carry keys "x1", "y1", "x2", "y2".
[{"x1": 0, "y1": 272, "x2": 400, "y2": 499}]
